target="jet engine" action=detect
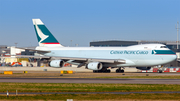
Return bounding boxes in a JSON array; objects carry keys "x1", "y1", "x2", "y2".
[
  {"x1": 86, "y1": 62, "x2": 103, "y2": 70},
  {"x1": 136, "y1": 67, "x2": 151, "y2": 70},
  {"x1": 49, "y1": 60, "x2": 65, "y2": 68}
]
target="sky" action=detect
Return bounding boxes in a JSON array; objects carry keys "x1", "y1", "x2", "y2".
[{"x1": 0, "y1": 0, "x2": 180, "y2": 47}]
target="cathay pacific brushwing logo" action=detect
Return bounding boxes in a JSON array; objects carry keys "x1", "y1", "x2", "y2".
[
  {"x1": 152, "y1": 50, "x2": 156, "y2": 54},
  {"x1": 35, "y1": 22, "x2": 49, "y2": 43}
]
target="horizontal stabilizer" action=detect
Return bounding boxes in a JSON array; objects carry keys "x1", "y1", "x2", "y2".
[{"x1": 15, "y1": 47, "x2": 51, "y2": 54}]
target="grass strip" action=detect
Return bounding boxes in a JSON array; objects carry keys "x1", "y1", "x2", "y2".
[
  {"x1": 0, "y1": 83, "x2": 180, "y2": 92},
  {"x1": 0, "y1": 93, "x2": 180, "y2": 100}
]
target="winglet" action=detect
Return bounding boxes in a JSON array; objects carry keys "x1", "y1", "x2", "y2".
[{"x1": 32, "y1": 19, "x2": 63, "y2": 47}]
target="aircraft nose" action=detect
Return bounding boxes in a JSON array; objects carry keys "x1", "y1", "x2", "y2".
[
  {"x1": 169, "y1": 50, "x2": 177, "y2": 61},
  {"x1": 174, "y1": 54, "x2": 177, "y2": 60},
  {"x1": 172, "y1": 54, "x2": 177, "y2": 61}
]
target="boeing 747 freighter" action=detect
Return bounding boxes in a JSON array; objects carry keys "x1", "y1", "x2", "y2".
[{"x1": 18, "y1": 19, "x2": 177, "y2": 73}]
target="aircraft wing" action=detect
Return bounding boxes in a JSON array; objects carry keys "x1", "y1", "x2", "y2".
[
  {"x1": 13, "y1": 47, "x2": 126, "y2": 64},
  {"x1": 13, "y1": 47, "x2": 126, "y2": 66},
  {"x1": 14, "y1": 55, "x2": 126, "y2": 64}
]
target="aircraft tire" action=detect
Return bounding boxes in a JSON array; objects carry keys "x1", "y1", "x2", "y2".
[
  {"x1": 116, "y1": 69, "x2": 122, "y2": 73},
  {"x1": 101, "y1": 69, "x2": 109, "y2": 73},
  {"x1": 116, "y1": 69, "x2": 120, "y2": 73},
  {"x1": 116, "y1": 69, "x2": 124, "y2": 73}
]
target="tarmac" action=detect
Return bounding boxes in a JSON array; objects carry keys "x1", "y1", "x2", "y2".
[
  {"x1": 0, "y1": 66, "x2": 138, "y2": 72},
  {"x1": 0, "y1": 78, "x2": 180, "y2": 84}
]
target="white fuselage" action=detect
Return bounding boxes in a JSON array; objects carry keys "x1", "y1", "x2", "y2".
[{"x1": 36, "y1": 44, "x2": 177, "y2": 67}]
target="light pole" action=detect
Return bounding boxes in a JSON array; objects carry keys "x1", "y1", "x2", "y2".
[
  {"x1": 15, "y1": 43, "x2": 18, "y2": 47},
  {"x1": 71, "y1": 40, "x2": 72, "y2": 47},
  {"x1": 176, "y1": 21, "x2": 180, "y2": 49}
]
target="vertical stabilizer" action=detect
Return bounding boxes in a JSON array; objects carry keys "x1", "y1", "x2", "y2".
[{"x1": 32, "y1": 19, "x2": 63, "y2": 47}]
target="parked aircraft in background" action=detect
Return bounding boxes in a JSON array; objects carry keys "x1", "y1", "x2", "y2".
[{"x1": 17, "y1": 19, "x2": 177, "y2": 73}]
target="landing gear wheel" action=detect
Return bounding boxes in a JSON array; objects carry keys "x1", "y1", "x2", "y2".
[
  {"x1": 121, "y1": 70, "x2": 124, "y2": 73},
  {"x1": 116, "y1": 69, "x2": 124, "y2": 73},
  {"x1": 116, "y1": 69, "x2": 120, "y2": 73}
]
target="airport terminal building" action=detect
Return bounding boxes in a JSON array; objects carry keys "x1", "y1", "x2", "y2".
[{"x1": 90, "y1": 40, "x2": 180, "y2": 67}]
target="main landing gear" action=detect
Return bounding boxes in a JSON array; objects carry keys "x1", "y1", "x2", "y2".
[
  {"x1": 93, "y1": 69, "x2": 111, "y2": 73},
  {"x1": 116, "y1": 67, "x2": 124, "y2": 73}
]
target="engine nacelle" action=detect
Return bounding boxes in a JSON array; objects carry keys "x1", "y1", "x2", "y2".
[
  {"x1": 136, "y1": 67, "x2": 151, "y2": 70},
  {"x1": 86, "y1": 62, "x2": 103, "y2": 70},
  {"x1": 49, "y1": 60, "x2": 65, "y2": 68}
]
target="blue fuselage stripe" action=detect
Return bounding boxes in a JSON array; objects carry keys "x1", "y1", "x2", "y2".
[{"x1": 152, "y1": 50, "x2": 175, "y2": 55}]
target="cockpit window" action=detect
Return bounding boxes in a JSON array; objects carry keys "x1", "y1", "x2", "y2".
[{"x1": 160, "y1": 46, "x2": 167, "y2": 48}]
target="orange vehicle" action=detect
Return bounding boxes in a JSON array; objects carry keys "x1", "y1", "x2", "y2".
[
  {"x1": 11, "y1": 62, "x2": 22, "y2": 67},
  {"x1": 64, "y1": 63, "x2": 72, "y2": 67}
]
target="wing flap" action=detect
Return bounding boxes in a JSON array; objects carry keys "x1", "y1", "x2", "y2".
[{"x1": 88, "y1": 59, "x2": 126, "y2": 63}]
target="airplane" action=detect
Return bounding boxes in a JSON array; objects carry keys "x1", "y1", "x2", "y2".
[{"x1": 17, "y1": 19, "x2": 177, "y2": 73}]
